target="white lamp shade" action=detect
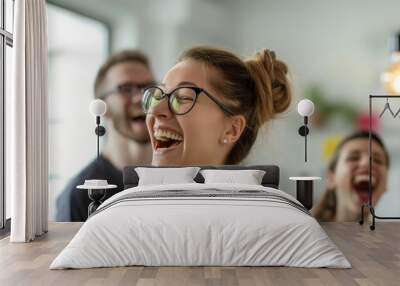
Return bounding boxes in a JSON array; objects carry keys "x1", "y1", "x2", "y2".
[
  {"x1": 297, "y1": 99, "x2": 315, "y2": 117},
  {"x1": 89, "y1": 99, "x2": 107, "y2": 116}
]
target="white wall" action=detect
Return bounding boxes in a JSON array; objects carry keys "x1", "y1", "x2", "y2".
[
  {"x1": 50, "y1": 0, "x2": 236, "y2": 80},
  {"x1": 124, "y1": 0, "x2": 234, "y2": 81},
  {"x1": 231, "y1": 0, "x2": 400, "y2": 102}
]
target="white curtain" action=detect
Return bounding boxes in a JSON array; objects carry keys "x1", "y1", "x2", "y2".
[{"x1": 9, "y1": 0, "x2": 48, "y2": 242}]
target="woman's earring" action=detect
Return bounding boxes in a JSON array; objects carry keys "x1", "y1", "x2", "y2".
[{"x1": 223, "y1": 139, "x2": 228, "y2": 144}]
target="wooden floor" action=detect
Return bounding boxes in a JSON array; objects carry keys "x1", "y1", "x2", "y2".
[{"x1": 0, "y1": 222, "x2": 399, "y2": 286}]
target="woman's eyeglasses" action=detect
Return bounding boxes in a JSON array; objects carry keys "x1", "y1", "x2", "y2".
[{"x1": 142, "y1": 86, "x2": 234, "y2": 116}]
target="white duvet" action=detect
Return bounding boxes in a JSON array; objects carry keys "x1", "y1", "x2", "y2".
[{"x1": 50, "y1": 183, "x2": 351, "y2": 269}]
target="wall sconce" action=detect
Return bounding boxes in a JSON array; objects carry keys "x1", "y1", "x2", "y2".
[
  {"x1": 297, "y1": 99, "x2": 315, "y2": 162},
  {"x1": 381, "y1": 33, "x2": 400, "y2": 94},
  {"x1": 89, "y1": 99, "x2": 107, "y2": 160}
]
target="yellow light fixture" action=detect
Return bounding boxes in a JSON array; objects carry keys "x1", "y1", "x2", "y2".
[{"x1": 381, "y1": 33, "x2": 400, "y2": 94}]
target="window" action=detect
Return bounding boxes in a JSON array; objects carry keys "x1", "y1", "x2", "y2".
[
  {"x1": 0, "y1": 0, "x2": 14, "y2": 232},
  {"x1": 47, "y1": 3, "x2": 109, "y2": 220}
]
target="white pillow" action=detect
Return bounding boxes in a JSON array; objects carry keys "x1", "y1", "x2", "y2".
[
  {"x1": 135, "y1": 167, "x2": 200, "y2": 186},
  {"x1": 200, "y1": 169, "x2": 266, "y2": 185}
]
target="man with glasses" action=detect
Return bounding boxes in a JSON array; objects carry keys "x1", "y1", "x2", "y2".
[{"x1": 56, "y1": 50, "x2": 156, "y2": 222}]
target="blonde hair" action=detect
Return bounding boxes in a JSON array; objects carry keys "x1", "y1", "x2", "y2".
[{"x1": 179, "y1": 46, "x2": 292, "y2": 164}]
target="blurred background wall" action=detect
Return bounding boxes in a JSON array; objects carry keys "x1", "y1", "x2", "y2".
[{"x1": 46, "y1": 0, "x2": 400, "y2": 220}]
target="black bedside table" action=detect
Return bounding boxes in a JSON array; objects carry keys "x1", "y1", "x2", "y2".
[{"x1": 289, "y1": 177, "x2": 321, "y2": 210}]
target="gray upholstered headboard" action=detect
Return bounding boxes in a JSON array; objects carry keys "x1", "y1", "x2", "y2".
[{"x1": 123, "y1": 165, "x2": 280, "y2": 189}]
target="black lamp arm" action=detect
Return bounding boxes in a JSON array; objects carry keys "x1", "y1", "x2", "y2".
[
  {"x1": 297, "y1": 116, "x2": 309, "y2": 162},
  {"x1": 94, "y1": 116, "x2": 106, "y2": 160}
]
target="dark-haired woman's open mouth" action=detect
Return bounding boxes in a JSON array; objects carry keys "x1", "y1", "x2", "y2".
[{"x1": 352, "y1": 174, "x2": 376, "y2": 203}]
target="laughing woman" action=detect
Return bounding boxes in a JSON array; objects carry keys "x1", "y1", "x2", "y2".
[
  {"x1": 142, "y1": 46, "x2": 292, "y2": 166},
  {"x1": 312, "y1": 131, "x2": 390, "y2": 222}
]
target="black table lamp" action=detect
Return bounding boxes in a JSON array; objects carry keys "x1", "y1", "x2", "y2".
[
  {"x1": 297, "y1": 99, "x2": 315, "y2": 162},
  {"x1": 89, "y1": 99, "x2": 107, "y2": 160}
]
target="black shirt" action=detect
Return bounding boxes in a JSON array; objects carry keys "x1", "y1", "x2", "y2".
[{"x1": 56, "y1": 155, "x2": 123, "y2": 222}]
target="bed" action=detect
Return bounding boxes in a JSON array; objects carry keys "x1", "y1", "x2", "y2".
[{"x1": 50, "y1": 165, "x2": 350, "y2": 269}]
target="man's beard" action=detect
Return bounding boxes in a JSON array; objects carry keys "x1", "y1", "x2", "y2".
[{"x1": 111, "y1": 115, "x2": 150, "y2": 144}]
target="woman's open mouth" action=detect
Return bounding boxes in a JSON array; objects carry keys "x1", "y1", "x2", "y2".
[
  {"x1": 352, "y1": 174, "x2": 376, "y2": 203},
  {"x1": 153, "y1": 128, "x2": 183, "y2": 153}
]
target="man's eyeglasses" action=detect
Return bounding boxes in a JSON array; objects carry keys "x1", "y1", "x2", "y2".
[
  {"x1": 142, "y1": 86, "x2": 234, "y2": 116},
  {"x1": 100, "y1": 82, "x2": 157, "y2": 100}
]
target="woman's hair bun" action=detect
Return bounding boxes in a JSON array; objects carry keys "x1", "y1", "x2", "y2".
[{"x1": 245, "y1": 49, "x2": 292, "y2": 126}]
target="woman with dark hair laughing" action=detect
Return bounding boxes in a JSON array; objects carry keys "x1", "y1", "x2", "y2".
[{"x1": 313, "y1": 131, "x2": 390, "y2": 222}]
